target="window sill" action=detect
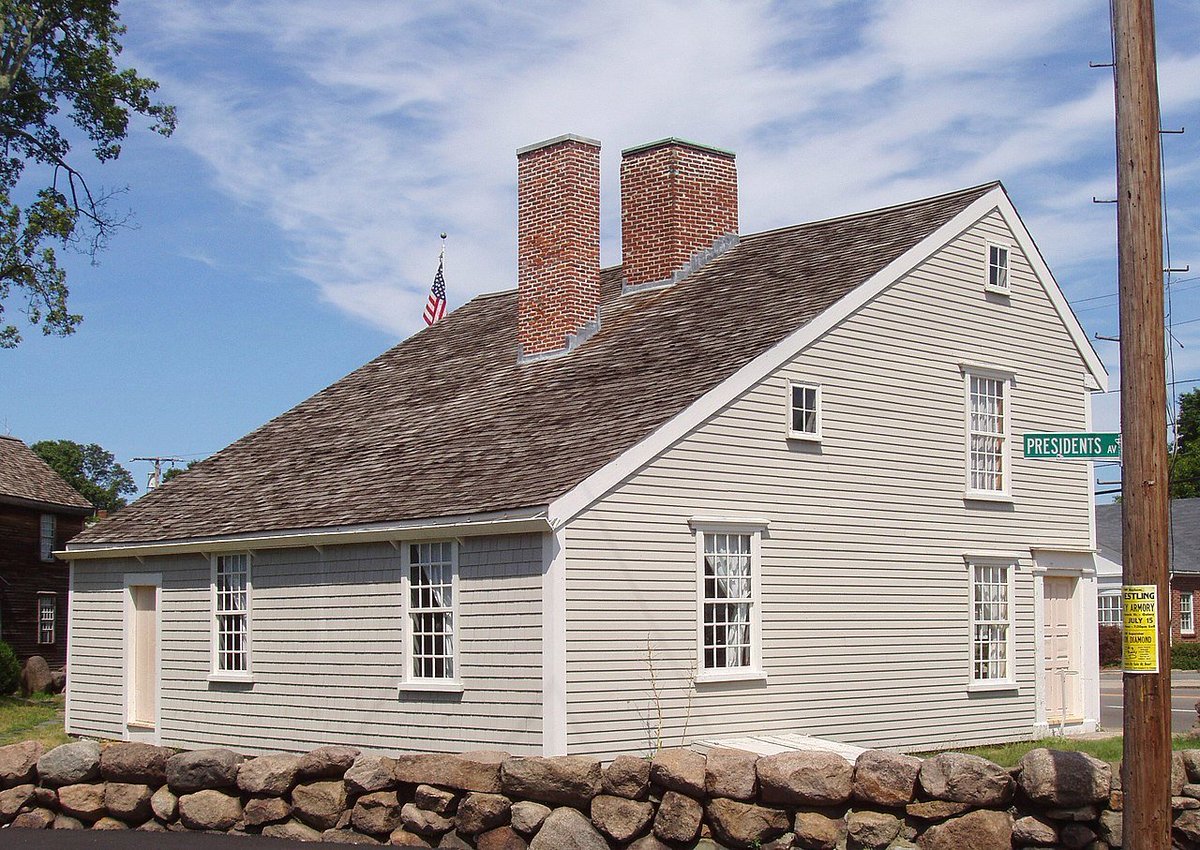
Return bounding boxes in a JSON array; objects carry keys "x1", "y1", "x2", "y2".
[
  {"x1": 695, "y1": 669, "x2": 768, "y2": 685},
  {"x1": 786, "y1": 431, "x2": 821, "y2": 443},
  {"x1": 964, "y1": 491, "x2": 1014, "y2": 504},
  {"x1": 966, "y1": 680, "x2": 1019, "y2": 694},
  {"x1": 984, "y1": 284, "x2": 1011, "y2": 296},
  {"x1": 398, "y1": 680, "x2": 464, "y2": 695},
  {"x1": 207, "y1": 673, "x2": 254, "y2": 684}
]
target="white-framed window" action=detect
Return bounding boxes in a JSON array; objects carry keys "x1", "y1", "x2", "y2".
[
  {"x1": 37, "y1": 593, "x2": 55, "y2": 644},
  {"x1": 986, "y1": 243, "x2": 1010, "y2": 293},
  {"x1": 968, "y1": 559, "x2": 1015, "y2": 686},
  {"x1": 965, "y1": 371, "x2": 1010, "y2": 496},
  {"x1": 787, "y1": 381, "x2": 821, "y2": 440},
  {"x1": 1098, "y1": 592, "x2": 1121, "y2": 627},
  {"x1": 692, "y1": 521, "x2": 765, "y2": 682},
  {"x1": 1182, "y1": 591, "x2": 1195, "y2": 635},
  {"x1": 212, "y1": 553, "x2": 250, "y2": 676},
  {"x1": 39, "y1": 514, "x2": 56, "y2": 562},
  {"x1": 405, "y1": 541, "x2": 457, "y2": 683}
]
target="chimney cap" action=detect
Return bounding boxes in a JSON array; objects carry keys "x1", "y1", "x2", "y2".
[
  {"x1": 620, "y1": 137, "x2": 735, "y2": 160},
  {"x1": 516, "y1": 133, "x2": 601, "y2": 157}
]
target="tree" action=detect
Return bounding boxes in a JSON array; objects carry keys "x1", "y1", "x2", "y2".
[
  {"x1": 1171, "y1": 388, "x2": 1200, "y2": 499},
  {"x1": 0, "y1": 1, "x2": 175, "y2": 347},
  {"x1": 161, "y1": 459, "x2": 198, "y2": 483},
  {"x1": 32, "y1": 438, "x2": 135, "y2": 511}
]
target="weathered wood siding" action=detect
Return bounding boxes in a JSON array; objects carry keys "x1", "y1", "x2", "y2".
[
  {"x1": 0, "y1": 504, "x2": 83, "y2": 666},
  {"x1": 564, "y1": 210, "x2": 1095, "y2": 758},
  {"x1": 67, "y1": 533, "x2": 543, "y2": 754}
]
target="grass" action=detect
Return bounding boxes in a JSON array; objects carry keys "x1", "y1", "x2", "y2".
[
  {"x1": 923, "y1": 732, "x2": 1200, "y2": 768},
  {"x1": 0, "y1": 694, "x2": 69, "y2": 748}
]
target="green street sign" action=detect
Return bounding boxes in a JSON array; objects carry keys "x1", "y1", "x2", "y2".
[{"x1": 1023, "y1": 432, "x2": 1121, "y2": 460}]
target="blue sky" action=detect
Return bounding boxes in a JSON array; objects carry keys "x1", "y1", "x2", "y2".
[{"x1": 1, "y1": 0, "x2": 1198, "y2": 497}]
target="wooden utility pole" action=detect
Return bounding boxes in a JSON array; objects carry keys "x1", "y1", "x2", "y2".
[{"x1": 1113, "y1": 0, "x2": 1171, "y2": 846}]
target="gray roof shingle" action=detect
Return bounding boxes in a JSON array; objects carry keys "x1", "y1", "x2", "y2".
[
  {"x1": 1095, "y1": 498, "x2": 1200, "y2": 574},
  {"x1": 0, "y1": 436, "x2": 93, "y2": 512},
  {"x1": 73, "y1": 182, "x2": 996, "y2": 546}
]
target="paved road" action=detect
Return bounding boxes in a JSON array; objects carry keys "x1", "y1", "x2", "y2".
[
  {"x1": 0, "y1": 830, "x2": 367, "y2": 849},
  {"x1": 1099, "y1": 669, "x2": 1200, "y2": 733}
]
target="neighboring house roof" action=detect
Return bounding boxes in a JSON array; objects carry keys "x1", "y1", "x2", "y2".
[
  {"x1": 0, "y1": 436, "x2": 93, "y2": 513},
  {"x1": 71, "y1": 181, "x2": 1098, "y2": 548},
  {"x1": 1095, "y1": 498, "x2": 1200, "y2": 575}
]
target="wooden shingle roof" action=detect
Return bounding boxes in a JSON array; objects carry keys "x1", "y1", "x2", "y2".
[
  {"x1": 73, "y1": 182, "x2": 996, "y2": 545},
  {"x1": 0, "y1": 436, "x2": 93, "y2": 512}
]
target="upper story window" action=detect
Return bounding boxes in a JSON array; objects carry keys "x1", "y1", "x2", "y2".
[
  {"x1": 969, "y1": 559, "x2": 1014, "y2": 685},
  {"x1": 1182, "y1": 591, "x2": 1195, "y2": 635},
  {"x1": 787, "y1": 381, "x2": 821, "y2": 441},
  {"x1": 407, "y1": 541, "x2": 456, "y2": 681},
  {"x1": 1098, "y1": 593, "x2": 1121, "y2": 627},
  {"x1": 966, "y1": 372, "x2": 1010, "y2": 497},
  {"x1": 37, "y1": 593, "x2": 55, "y2": 644},
  {"x1": 986, "y1": 243, "x2": 1010, "y2": 293},
  {"x1": 39, "y1": 514, "x2": 56, "y2": 562},
  {"x1": 213, "y1": 554, "x2": 250, "y2": 675}
]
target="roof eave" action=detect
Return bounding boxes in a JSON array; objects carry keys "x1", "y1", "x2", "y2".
[{"x1": 0, "y1": 493, "x2": 92, "y2": 515}]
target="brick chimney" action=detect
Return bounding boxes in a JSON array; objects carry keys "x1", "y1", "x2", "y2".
[
  {"x1": 620, "y1": 138, "x2": 738, "y2": 289},
  {"x1": 516, "y1": 134, "x2": 601, "y2": 361}
]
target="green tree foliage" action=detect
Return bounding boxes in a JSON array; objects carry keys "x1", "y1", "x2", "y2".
[
  {"x1": 32, "y1": 438, "x2": 134, "y2": 511},
  {"x1": 0, "y1": 1, "x2": 175, "y2": 347},
  {"x1": 0, "y1": 642, "x2": 19, "y2": 694},
  {"x1": 161, "y1": 459, "x2": 198, "y2": 483},
  {"x1": 1172, "y1": 388, "x2": 1200, "y2": 499}
]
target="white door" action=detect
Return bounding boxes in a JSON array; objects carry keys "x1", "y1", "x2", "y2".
[
  {"x1": 129, "y1": 585, "x2": 157, "y2": 727},
  {"x1": 1043, "y1": 576, "x2": 1081, "y2": 723}
]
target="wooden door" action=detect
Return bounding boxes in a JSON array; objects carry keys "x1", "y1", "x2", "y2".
[
  {"x1": 129, "y1": 585, "x2": 157, "y2": 727},
  {"x1": 1043, "y1": 577, "x2": 1081, "y2": 723}
]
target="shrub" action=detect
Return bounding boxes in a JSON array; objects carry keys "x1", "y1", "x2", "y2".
[
  {"x1": 1174, "y1": 641, "x2": 1200, "y2": 671},
  {"x1": 1098, "y1": 625, "x2": 1122, "y2": 668},
  {"x1": 0, "y1": 643, "x2": 20, "y2": 695}
]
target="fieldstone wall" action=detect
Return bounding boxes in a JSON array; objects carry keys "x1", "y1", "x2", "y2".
[{"x1": 2, "y1": 737, "x2": 1199, "y2": 848}]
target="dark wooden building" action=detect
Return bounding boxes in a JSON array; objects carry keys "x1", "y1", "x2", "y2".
[{"x1": 0, "y1": 436, "x2": 92, "y2": 666}]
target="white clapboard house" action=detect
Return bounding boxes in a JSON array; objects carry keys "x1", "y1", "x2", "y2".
[{"x1": 64, "y1": 135, "x2": 1106, "y2": 758}]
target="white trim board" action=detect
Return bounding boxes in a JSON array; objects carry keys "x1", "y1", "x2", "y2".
[{"x1": 548, "y1": 184, "x2": 1108, "y2": 528}]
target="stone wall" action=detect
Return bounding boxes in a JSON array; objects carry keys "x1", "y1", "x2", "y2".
[{"x1": 1, "y1": 737, "x2": 1198, "y2": 848}]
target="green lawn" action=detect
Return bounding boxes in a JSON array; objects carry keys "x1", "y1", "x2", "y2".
[
  {"x1": 0, "y1": 694, "x2": 69, "y2": 748},
  {"x1": 924, "y1": 732, "x2": 1200, "y2": 768}
]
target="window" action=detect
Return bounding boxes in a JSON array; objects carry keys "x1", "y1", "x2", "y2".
[
  {"x1": 213, "y1": 554, "x2": 250, "y2": 674},
  {"x1": 1182, "y1": 592, "x2": 1195, "y2": 635},
  {"x1": 39, "y1": 514, "x2": 56, "y2": 562},
  {"x1": 37, "y1": 594, "x2": 55, "y2": 644},
  {"x1": 407, "y1": 541, "x2": 456, "y2": 681},
  {"x1": 986, "y1": 244, "x2": 1010, "y2": 292},
  {"x1": 787, "y1": 381, "x2": 821, "y2": 440},
  {"x1": 1098, "y1": 593, "x2": 1121, "y2": 627},
  {"x1": 699, "y1": 531, "x2": 758, "y2": 674},
  {"x1": 969, "y1": 560, "x2": 1013, "y2": 684},
  {"x1": 966, "y1": 373, "x2": 1009, "y2": 495}
]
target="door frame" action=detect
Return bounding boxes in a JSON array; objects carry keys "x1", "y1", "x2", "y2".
[
  {"x1": 123, "y1": 573, "x2": 162, "y2": 744},
  {"x1": 1031, "y1": 549, "x2": 1099, "y2": 735}
]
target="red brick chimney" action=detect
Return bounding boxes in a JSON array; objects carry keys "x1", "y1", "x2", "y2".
[
  {"x1": 516, "y1": 134, "x2": 601, "y2": 361},
  {"x1": 620, "y1": 138, "x2": 738, "y2": 289}
]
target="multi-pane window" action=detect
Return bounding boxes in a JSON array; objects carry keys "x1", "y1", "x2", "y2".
[
  {"x1": 701, "y1": 532, "x2": 754, "y2": 670},
  {"x1": 39, "y1": 514, "x2": 56, "y2": 562},
  {"x1": 987, "y1": 244, "x2": 1010, "y2": 291},
  {"x1": 37, "y1": 594, "x2": 55, "y2": 644},
  {"x1": 214, "y1": 554, "x2": 249, "y2": 673},
  {"x1": 1182, "y1": 592, "x2": 1195, "y2": 635},
  {"x1": 967, "y1": 374, "x2": 1007, "y2": 493},
  {"x1": 409, "y1": 542, "x2": 455, "y2": 680},
  {"x1": 788, "y1": 382, "x2": 821, "y2": 439},
  {"x1": 970, "y1": 562, "x2": 1012, "y2": 682},
  {"x1": 1098, "y1": 593, "x2": 1121, "y2": 627}
]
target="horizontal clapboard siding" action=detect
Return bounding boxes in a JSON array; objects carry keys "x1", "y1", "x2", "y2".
[
  {"x1": 68, "y1": 534, "x2": 543, "y2": 755},
  {"x1": 564, "y1": 210, "x2": 1094, "y2": 758}
]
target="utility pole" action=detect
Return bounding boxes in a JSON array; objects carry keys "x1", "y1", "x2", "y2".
[
  {"x1": 1113, "y1": 0, "x2": 1171, "y2": 846},
  {"x1": 132, "y1": 456, "x2": 183, "y2": 491}
]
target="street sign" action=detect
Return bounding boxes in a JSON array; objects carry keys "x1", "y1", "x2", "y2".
[{"x1": 1023, "y1": 432, "x2": 1121, "y2": 460}]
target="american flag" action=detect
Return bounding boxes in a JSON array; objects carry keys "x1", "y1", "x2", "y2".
[{"x1": 423, "y1": 255, "x2": 447, "y2": 326}]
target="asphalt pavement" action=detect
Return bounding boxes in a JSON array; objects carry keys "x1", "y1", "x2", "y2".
[
  {"x1": 0, "y1": 830, "x2": 367, "y2": 849},
  {"x1": 1099, "y1": 669, "x2": 1200, "y2": 733}
]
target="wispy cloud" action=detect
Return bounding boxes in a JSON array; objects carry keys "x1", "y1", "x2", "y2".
[{"x1": 124, "y1": 0, "x2": 1200, "y2": 350}]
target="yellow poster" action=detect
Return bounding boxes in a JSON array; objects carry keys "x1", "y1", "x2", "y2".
[{"x1": 1122, "y1": 584, "x2": 1159, "y2": 673}]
